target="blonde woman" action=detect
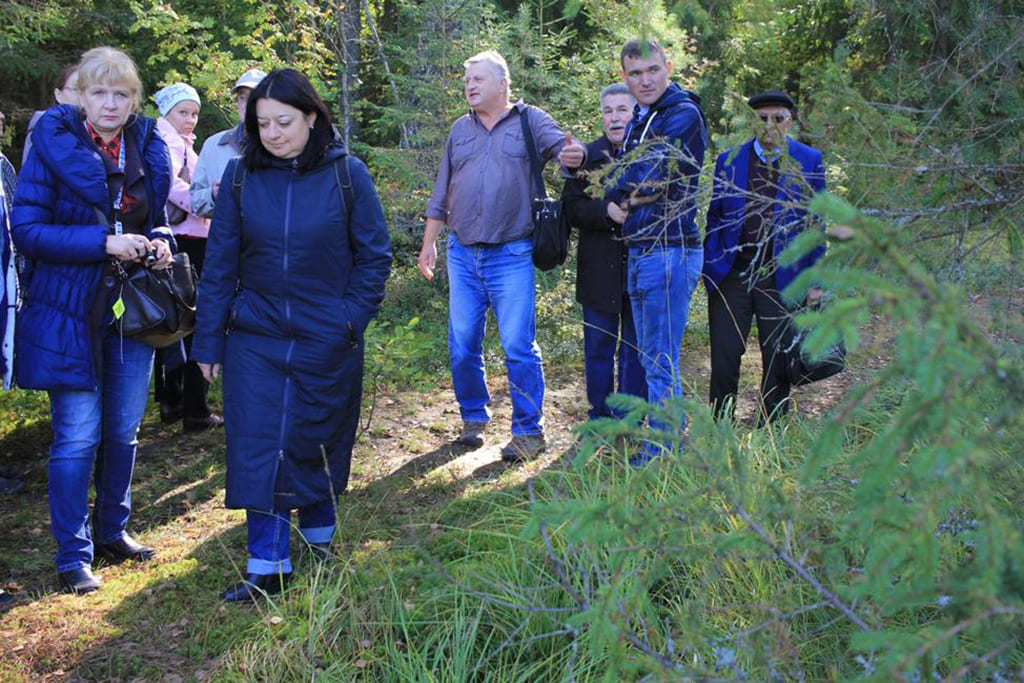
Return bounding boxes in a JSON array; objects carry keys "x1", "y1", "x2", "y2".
[{"x1": 12, "y1": 46, "x2": 173, "y2": 594}]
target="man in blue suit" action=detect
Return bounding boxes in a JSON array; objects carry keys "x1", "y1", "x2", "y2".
[{"x1": 703, "y1": 90, "x2": 826, "y2": 423}]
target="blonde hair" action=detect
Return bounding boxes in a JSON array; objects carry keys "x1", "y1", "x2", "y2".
[
  {"x1": 75, "y1": 47, "x2": 144, "y2": 111},
  {"x1": 463, "y1": 50, "x2": 511, "y2": 95}
]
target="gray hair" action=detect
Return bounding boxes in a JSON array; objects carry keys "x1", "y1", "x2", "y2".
[
  {"x1": 463, "y1": 50, "x2": 511, "y2": 94},
  {"x1": 599, "y1": 82, "x2": 634, "y2": 109}
]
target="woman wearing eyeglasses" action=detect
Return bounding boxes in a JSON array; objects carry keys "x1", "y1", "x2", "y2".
[
  {"x1": 703, "y1": 90, "x2": 827, "y2": 425},
  {"x1": 22, "y1": 65, "x2": 80, "y2": 166}
]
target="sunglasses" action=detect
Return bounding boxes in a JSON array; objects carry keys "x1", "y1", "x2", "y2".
[{"x1": 758, "y1": 113, "x2": 791, "y2": 124}]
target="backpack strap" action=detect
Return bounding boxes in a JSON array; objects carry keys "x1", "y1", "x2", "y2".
[
  {"x1": 230, "y1": 158, "x2": 246, "y2": 208},
  {"x1": 230, "y1": 155, "x2": 354, "y2": 217},
  {"x1": 333, "y1": 155, "x2": 355, "y2": 219}
]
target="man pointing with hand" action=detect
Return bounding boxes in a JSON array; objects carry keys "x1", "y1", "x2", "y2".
[{"x1": 419, "y1": 49, "x2": 584, "y2": 463}]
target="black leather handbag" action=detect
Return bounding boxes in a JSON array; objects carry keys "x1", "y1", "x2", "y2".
[
  {"x1": 165, "y1": 148, "x2": 192, "y2": 225},
  {"x1": 520, "y1": 107, "x2": 570, "y2": 271},
  {"x1": 780, "y1": 319, "x2": 846, "y2": 387},
  {"x1": 116, "y1": 253, "x2": 198, "y2": 348}
]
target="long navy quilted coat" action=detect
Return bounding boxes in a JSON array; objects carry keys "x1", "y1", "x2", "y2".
[
  {"x1": 11, "y1": 105, "x2": 172, "y2": 390},
  {"x1": 191, "y1": 146, "x2": 392, "y2": 512}
]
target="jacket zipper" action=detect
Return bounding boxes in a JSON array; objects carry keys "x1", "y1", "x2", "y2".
[{"x1": 270, "y1": 172, "x2": 296, "y2": 506}]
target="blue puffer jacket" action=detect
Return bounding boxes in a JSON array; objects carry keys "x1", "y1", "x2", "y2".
[
  {"x1": 11, "y1": 105, "x2": 173, "y2": 390},
  {"x1": 615, "y1": 83, "x2": 707, "y2": 247}
]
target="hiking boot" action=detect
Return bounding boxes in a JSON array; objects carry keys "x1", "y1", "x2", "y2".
[
  {"x1": 457, "y1": 421, "x2": 486, "y2": 448},
  {"x1": 500, "y1": 434, "x2": 546, "y2": 463}
]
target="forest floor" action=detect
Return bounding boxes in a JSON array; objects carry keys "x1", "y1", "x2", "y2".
[{"x1": 0, "y1": 321, "x2": 890, "y2": 682}]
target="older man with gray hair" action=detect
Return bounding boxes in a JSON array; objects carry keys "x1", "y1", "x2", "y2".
[
  {"x1": 561, "y1": 83, "x2": 647, "y2": 422},
  {"x1": 419, "y1": 50, "x2": 585, "y2": 463}
]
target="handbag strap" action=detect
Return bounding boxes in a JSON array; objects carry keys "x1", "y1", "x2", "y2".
[{"x1": 519, "y1": 106, "x2": 547, "y2": 199}]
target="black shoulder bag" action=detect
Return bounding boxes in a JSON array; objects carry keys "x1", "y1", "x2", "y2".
[
  {"x1": 519, "y1": 107, "x2": 570, "y2": 271},
  {"x1": 97, "y1": 208, "x2": 198, "y2": 349},
  {"x1": 779, "y1": 307, "x2": 846, "y2": 386}
]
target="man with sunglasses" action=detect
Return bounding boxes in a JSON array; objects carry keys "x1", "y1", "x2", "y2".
[{"x1": 703, "y1": 90, "x2": 826, "y2": 424}]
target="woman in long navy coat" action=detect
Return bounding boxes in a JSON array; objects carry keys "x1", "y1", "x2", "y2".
[{"x1": 192, "y1": 69, "x2": 392, "y2": 602}]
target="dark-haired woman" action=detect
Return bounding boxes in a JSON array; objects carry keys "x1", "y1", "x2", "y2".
[
  {"x1": 192, "y1": 68, "x2": 392, "y2": 602},
  {"x1": 23, "y1": 64, "x2": 80, "y2": 166},
  {"x1": 13, "y1": 46, "x2": 173, "y2": 594}
]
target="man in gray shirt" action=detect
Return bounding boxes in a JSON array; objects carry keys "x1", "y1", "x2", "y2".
[
  {"x1": 419, "y1": 49, "x2": 584, "y2": 463},
  {"x1": 189, "y1": 68, "x2": 266, "y2": 218}
]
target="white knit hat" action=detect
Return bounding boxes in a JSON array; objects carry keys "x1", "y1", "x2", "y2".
[{"x1": 154, "y1": 83, "x2": 201, "y2": 117}]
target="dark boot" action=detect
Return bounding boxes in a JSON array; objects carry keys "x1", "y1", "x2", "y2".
[
  {"x1": 58, "y1": 567, "x2": 102, "y2": 595},
  {"x1": 221, "y1": 572, "x2": 290, "y2": 603}
]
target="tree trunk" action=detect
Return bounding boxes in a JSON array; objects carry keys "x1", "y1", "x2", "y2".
[{"x1": 337, "y1": 0, "x2": 362, "y2": 148}]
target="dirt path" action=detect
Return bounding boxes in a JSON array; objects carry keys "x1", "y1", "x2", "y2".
[{"x1": 0, "y1": 325, "x2": 885, "y2": 680}]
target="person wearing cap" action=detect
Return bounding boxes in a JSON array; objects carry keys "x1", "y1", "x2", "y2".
[
  {"x1": 189, "y1": 68, "x2": 266, "y2": 218},
  {"x1": 153, "y1": 83, "x2": 222, "y2": 432},
  {"x1": 703, "y1": 90, "x2": 826, "y2": 424}
]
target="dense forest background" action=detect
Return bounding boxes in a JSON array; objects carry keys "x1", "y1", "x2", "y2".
[{"x1": 1, "y1": 0, "x2": 1023, "y2": 680}]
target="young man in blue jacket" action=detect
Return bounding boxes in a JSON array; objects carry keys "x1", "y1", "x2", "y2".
[
  {"x1": 615, "y1": 39, "x2": 707, "y2": 466},
  {"x1": 703, "y1": 91, "x2": 826, "y2": 424}
]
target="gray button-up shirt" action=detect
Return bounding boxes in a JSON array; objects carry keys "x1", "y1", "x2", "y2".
[{"x1": 427, "y1": 101, "x2": 567, "y2": 245}]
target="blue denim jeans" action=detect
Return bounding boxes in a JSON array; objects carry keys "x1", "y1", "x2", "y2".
[
  {"x1": 47, "y1": 332, "x2": 154, "y2": 572},
  {"x1": 246, "y1": 498, "x2": 337, "y2": 574},
  {"x1": 581, "y1": 297, "x2": 646, "y2": 420},
  {"x1": 447, "y1": 235, "x2": 544, "y2": 436},
  {"x1": 627, "y1": 244, "x2": 703, "y2": 455}
]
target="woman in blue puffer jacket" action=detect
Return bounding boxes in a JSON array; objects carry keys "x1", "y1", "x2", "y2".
[
  {"x1": 12, "y1": 47, "x2": 174, "y2": 595},
  {"x1": 192, "y1": 69, "x2": 392, "y2": 602}
]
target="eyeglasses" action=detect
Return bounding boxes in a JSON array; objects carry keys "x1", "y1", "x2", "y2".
[{"x1": 758, "y1": 113, "x2": 791, "y2": 124}]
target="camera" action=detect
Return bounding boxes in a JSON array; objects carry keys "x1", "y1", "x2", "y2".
[{"x1": 144, "y1": 249, "x2": 158, "y2": 267}]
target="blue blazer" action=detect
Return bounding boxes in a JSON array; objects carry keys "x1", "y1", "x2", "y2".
[
  {"x1": 11, "y1": 105, "x2": 172, "y2": 390},
  {"x1": 702, "y1": 137, "x2": 825, "y2": 300}
]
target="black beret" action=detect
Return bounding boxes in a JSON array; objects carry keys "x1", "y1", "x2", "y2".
[{"x1": 747, "y1": 90, "x2": 796, "y2": 110}]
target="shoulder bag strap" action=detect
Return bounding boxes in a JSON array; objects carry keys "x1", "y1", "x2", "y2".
[{"x1": 518, "y1": 107, "x2": 547, "y2": 199}]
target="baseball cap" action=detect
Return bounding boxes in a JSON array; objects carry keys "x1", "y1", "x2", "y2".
[{"x1": 232, "y1": 69, "x2": 267, "y2": 93}]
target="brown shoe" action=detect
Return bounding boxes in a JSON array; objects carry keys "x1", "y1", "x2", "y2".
[
  {"x1": 457, "y1": 421, "x2": 486, "y2": 448},
  {"x1": 500, "y1": 434, "x2": 546, "y2": 463}
]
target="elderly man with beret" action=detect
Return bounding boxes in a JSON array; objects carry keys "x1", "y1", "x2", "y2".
[{"x1": 702, "y1": 90, "x2": 826, "y2": 424}]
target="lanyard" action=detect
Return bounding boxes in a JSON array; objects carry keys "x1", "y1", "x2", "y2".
[{"x1": 112, "y1": 133, "x2": 126, "y2": 236}]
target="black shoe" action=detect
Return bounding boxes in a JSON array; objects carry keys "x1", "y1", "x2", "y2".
[
  {"x1": 0, "y1": 475, "x2": 23, "y2": 496},
  {"x1": 95, "y1": 535, "x2": 156, "y2": 563},
  {"x1": 160, "y1": 402, "x2": 184, "y2": 423},
  {"x1": 183, "y1": 413, "x2": 225, "y2": 433},
  {"x1": 58, "y1": 567, "x2": 101, "y2": 595},
  {"x1": 221, "y1": 572, "x2": 290, "y2": 603},
  {"x1": 308, "y1": 542, "x2": 331, "y2": 561}
]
